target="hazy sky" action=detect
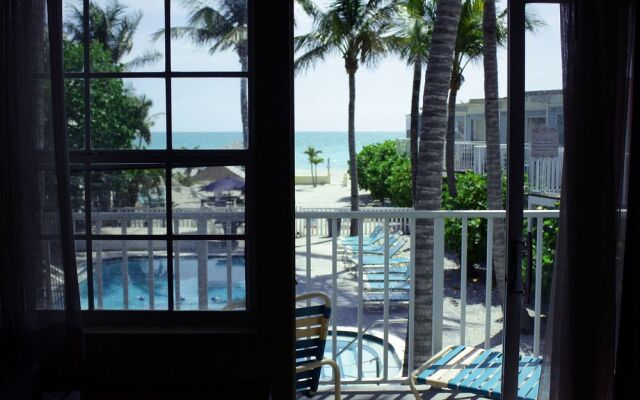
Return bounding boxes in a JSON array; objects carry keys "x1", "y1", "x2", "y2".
[{"x1": 66, "y1": 1, "x2": 562, "y2": 133}]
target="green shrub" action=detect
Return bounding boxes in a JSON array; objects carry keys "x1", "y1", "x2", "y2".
[
  {"x1": 441, "y1": 172, "x2": 507, "y2": 267},
  {"x1": 356, "y1": 143, "x2": 559, "y2": 294},
  {"x1": 525, "y1": 206, "x2": 559, "y2": 301},
  {"x1": 357, "y1": 140, "x2": 411, "y2": 205}
]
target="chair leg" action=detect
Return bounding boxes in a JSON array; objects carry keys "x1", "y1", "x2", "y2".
[
  {"x1": 409, "y1": 371, "x2": 423, "y2": 400},
  {"x1": 323, "y1": 359, "x2": 341, "y2": 400}
]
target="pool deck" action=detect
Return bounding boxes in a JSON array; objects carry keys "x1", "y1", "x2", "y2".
[
  {"x1": 295, "y1": 235, "x2": 542, "y2": 366},
  {"x1": 308, "y1": 385, "x2": 491, "y2": 399}
]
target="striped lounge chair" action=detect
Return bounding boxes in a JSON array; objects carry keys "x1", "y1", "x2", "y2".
[
  {"x1": 295, "y1": 292, "x2": 341, "y2": 399},
  {"x1": 409, "y1": 345, "x2": 542, "y2": 400},
  {"x1": 339, "y1": 223, "x2": 383, "y2": 246},
  {"x1": 341, "y1": 231, "x2": 404, "y2": 254}
]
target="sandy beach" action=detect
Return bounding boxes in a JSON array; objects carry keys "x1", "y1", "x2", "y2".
[{"x1": 295, "y1": 168, "x2": 373, "y2": 209}]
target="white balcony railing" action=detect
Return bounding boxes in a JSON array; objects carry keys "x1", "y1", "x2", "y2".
[
  {"x1": 401, "y1": 138, "x2": 565, "y2": 193},
  {"x1": 75, "y1": 207, "x2": 559, "y2": 385},
  {"x1": 295, "y1": 208, "x2": 559, "y2": 385}
]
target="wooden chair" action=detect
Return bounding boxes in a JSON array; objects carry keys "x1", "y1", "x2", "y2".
[
  {"x1": 409, "y1": 345, "x2": 542, "y2": 400},
  {"x1": 295, "y1": 292, "x2": 341, "y2": 399}
]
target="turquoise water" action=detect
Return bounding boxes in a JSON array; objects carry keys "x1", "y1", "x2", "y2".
[
  {"x1": 145, "y1": 131, "x2": 406, "y2": 170},
  {"x1": 80, "y1": 256, "x2": 246, "y2": 310},
  {"x1": 320, "y1": 332, "x2": 402, "y2": 380}
]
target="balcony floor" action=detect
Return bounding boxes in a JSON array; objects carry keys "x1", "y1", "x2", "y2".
[{"x1": 308, "y1": 385, "x2": 490, "y2": 399}]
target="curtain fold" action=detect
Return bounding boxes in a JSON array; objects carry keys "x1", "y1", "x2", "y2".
[
  {"x1": 539, "y1": 1, "x2": 637, "y2": 399},
  {"x1": 0, "y1": 0, "x2": 83, "y2": 398}
]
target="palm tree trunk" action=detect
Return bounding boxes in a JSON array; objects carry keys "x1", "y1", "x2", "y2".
[
  {"x1": 239, "y1": 47, "x2": 249, "y2": 147},
  {"x1": 410, "y1": 58, "x2": 422, "y2": 203},
  {"x1": 348, "y1": 70, "x2": 359, "y2": 235},
  {"x1": 404, "y1": 58, "x2": 424, "y2": 375},
  {"x1": 412, "y1": 0, "x2": 462, "y2": 370},
  {"x1": 482, "y1": 0, "x2": 532, "y2": 333},
  {"x1": 446, "y1": 86, "x2": 458, "y2": 197}
]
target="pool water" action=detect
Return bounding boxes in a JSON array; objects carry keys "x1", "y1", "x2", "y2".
[
  {"x1": 80, "y1": 256, "x2": 246, "y2": 310},
  {"x1": 320, "y1": 332, "x2": 402, "y2": 380}
]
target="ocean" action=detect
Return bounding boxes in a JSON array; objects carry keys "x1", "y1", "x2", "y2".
[{"x1": 147, "y1": 131, "x2": 406, "y2": 170}]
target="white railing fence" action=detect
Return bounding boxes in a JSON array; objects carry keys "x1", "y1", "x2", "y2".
[
  {"x1": 74, "y1": 208, "x2": 244, "y2": 311},
  {"x1": 455, "y1": 142, "x2": 564, "y2": 194},
  {"x1": 295, "y1": 209, "x2": 559, "y2": 385},
  {"x1": 74, "y1": 207, "x2": 558, "y2": 385}
]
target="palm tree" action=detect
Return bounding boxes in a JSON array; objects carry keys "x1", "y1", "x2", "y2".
[
  {"x1": 65, "y1": 0, "x2": 161, "y2": 69},
  {"x1": 445, "y1": 0, "x2": 504, "y2": 197},
  {"x1": 156, "y1": 0, "x2": 249, "y2": 146},
  {"x1": 295, "y1": 0, "x2": 397, "y2": 235},
  {"x1": 482, "y1": 0, "x2": 536, "y2": 334},
  {"x1": 389, "y1": 0, "x2": 435, "y2": 201},
  {"x1": 413, "y1": 0, "x2": 462, "y2": 368},
  {"x1": 445, "y1": 1, "x2": 540, "y2": 197},
  {"x1": 303, "y1": 146, "x2": 324, "y2": 187}
]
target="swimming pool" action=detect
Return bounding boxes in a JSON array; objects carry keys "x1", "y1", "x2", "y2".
[
  {"x1": 79, "y1": 256, "x2": 246, "y2": 310},
  {"x1": 320, "y1": 331, "x2": 403, "y2": 380}
]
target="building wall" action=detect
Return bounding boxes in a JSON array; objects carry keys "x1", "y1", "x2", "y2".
[{"x1": 406, "y1": 90, "x2": 564, "y2": 145}]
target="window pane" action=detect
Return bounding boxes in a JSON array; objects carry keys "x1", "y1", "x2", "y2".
[
  {"x1": 70, "y1": 168, "x2": 85, "y2": 234},
  {"x1": 170, "y1": 0, "x2": 247, "y2": 72},
  {"x1": 63, "y1": 0, "x2": 83, "y2": 72},
  {"x1": 173, "y1": 240, "x2": 246, "y2": 311},
  {"x1": 90, "y1": 78, "x2": 166, "y2": 150},
  {"x1": 76, "y1": 240, "x2": 88, "y2": 309},
  {"x1": 65, "y1": 79, "x2": 84, "y2": 149},
  {"x1": 172, "y1": 166, "x2": 245, "y2": 235},
  {"x1": 89, "y1": 0, "x2": 165, "y2": 72},
  {"x1": 85, "y1": 240, "x2": 168, "y2": 310},
  {"x1": 91, "y1": 168, "x2": 167, "y2": 234},
  {"x1": 171, "y1": 78, "x2": 248, "y2": 149}
]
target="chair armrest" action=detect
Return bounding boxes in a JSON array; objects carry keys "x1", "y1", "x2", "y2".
[
  {"x1": 408, "y1": 345, "x2": 457, "y2": 400},
  {"x1": 296, "y1": 358, "x2": 341, "y2": 400}
]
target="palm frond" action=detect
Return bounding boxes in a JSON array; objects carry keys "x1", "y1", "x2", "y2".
[
  {"x1": 294, "y1": 41, "x2": 334, "y2": 74},
  {"x1": 125, "y1": 50, "x2": 163, "y2": 71},
  {"x1": 296, "y1": 0, "x2": 321, "y2": 18}
]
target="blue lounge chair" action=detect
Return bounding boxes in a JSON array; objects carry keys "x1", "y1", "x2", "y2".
[
  {"x1": 345, "y1": 239, "x2": 409, "y2": 266},
  {"x1": 362, "y1": 290, "x2": 409, "y2": 303},
  {"x1": 338, "y1": 224, "x2": 383, "y2": 246},
  {"x1": 296, "y1": 292, "x2": 341, "y2": 399},
  {"x1": 342, "y1": 231, "x2": 404, "y2": 254},
  {"x1": 362, "y1": 264, "x2": 409, "y2": 275},
  {"x1": 363, "y1": 280, "x2": 410, "y2": 291},
  {"x1": 409, "y1": 345, "x2": 542, "y2": 400},
  {"x1": 363, "y1": 270, "x2": 409, "y2": 281}
]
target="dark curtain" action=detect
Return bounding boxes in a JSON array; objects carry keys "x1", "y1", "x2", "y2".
[
  {"x1": 538, "y1": 1, "x2": 637, "y2": 399},
  {"x1": 0, "y1": 0, "x2": 83, "y2": 398}
]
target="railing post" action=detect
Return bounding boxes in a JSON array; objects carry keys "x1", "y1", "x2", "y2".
[
  {"x1": 357, "y1": 217, "x2": 364, "y2": 381},
  {"x1": 408, "y1": 217, "x2": 416, "y2": 371},
  {"x1": 147, "y1": 218, "x2": 154, "y2": 310},
  {"x1": 461, "y1": 218, "x2": 468, "y2": 346},
  {"x1": 432, "y1": 218, "x2": 445, "y2": 354},
  {"x1": 95, "y1": 219, "x2": 103, "y2": 310},
  {"x1": 534, "y1": 216, "x2": 543, "y2": 356},
  {"x1": 383, "y1": 217, "x2": 390, "y2": 380},
  {"x1": 306, "y1": 218, "x2": 311, "y2": 300},
  {"x1": 121, "y1": 222, "x2": 128, "y2": 310},
  {"x1": 485, "y1": 218, "x2": 494, "y2": 349},
  {"x1": 175, "y1": 221, "x2": 181, "y2": 311},
  {"x1": 197, "y1": 214, "x2": 208, "y2": 310},
  {"x1": 330, "y1": 218, "x2": 338, "y2": 375},
  {"x1": 226, "y1": 218, "x2": 233, "y2": 307}
]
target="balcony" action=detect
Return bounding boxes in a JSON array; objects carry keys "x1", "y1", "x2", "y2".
[{"x1": 74, "y1": 207, "x2": 557, "y2": 396}]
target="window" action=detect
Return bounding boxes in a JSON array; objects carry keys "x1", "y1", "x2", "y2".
[{"x1": 64, "y1": 0, "x2": 252, "y2": 312}]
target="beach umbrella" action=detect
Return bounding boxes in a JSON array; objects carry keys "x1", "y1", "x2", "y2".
[
  {"x1": 200, "y1": 176, "x2": 245, "y2": 193},
  {"x1": 200, "y1": 176, "x2": 245, "y2": 207}
]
